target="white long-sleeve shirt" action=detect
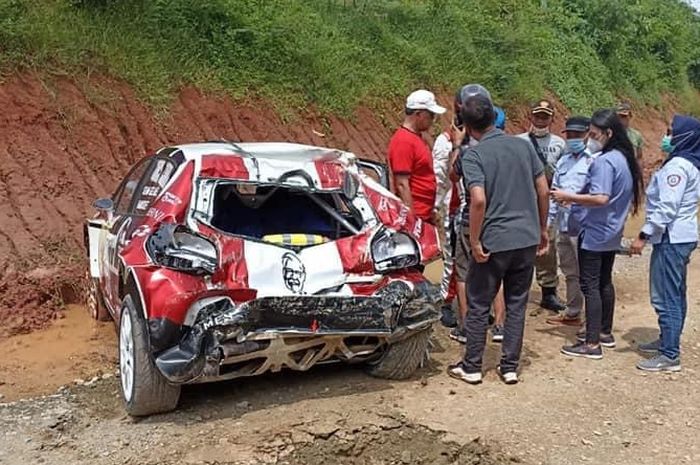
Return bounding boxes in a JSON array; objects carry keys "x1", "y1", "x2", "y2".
[{"x1": 641, "y1": 156, "x2": 699, "y2": 244}]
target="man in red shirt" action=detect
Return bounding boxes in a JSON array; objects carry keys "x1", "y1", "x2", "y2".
[{"x1": 388, "y1": 89, "x2": 446, "y2": 224}]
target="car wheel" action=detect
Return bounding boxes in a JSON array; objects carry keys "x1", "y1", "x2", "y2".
[
  {"x1": 365, "y1": 328, "x2": 432, "y2": 380},
  {"x1": 119, "y1": 294, "x2": 181, "y2": 416},
  {"x1": 86, "y1": 270, "x2": 111, "y2": 321}
]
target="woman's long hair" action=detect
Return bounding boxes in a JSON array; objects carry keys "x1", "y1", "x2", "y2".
[{"x1": 590, "y1": 108, "x2": 643, "y2": 214}]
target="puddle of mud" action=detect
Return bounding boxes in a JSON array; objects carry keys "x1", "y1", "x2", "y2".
[{"x1": 0, "y1": 304, "x2": 116, "y2": 402}]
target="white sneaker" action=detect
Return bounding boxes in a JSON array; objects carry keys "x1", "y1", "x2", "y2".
[
  {"x1": 447, "y1": 364, "x2": 482, "y2": 384},
  {"x1": 497, "y1": 366, "x2": 518, "y2": 385}
]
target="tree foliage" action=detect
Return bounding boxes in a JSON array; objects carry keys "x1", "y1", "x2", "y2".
[{"x1": 1, "y1": 0, "x2": 699, "y2": 113}]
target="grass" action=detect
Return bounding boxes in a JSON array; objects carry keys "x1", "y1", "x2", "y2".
[{"x1": 1, "y1": 0, "x2": 700, "y2": 115}]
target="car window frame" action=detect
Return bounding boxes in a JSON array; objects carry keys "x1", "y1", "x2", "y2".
[
  {"x1": 112, "y1": 156, "x2": 154, "y2": 216},
  {"x1": 130, "y1": 156, "x2": 178, "y2": 217}
]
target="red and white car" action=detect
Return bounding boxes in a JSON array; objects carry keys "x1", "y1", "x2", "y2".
[{"x1": 84, "y1": 142, "x2": 441, "y2": 415}]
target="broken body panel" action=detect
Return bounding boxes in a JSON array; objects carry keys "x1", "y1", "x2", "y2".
[{"x1": 86, "y1": 142, "x2": 441, "y2": 384}]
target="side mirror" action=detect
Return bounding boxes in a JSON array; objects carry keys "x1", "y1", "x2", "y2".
[
  {"x1": 342, "y1": 171, "x2": 359, "y2": 200},
  {"x1": 93, "y1": 198, "x2": 114, "y2": 211}
]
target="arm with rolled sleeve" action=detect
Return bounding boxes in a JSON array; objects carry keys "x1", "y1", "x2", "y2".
[{"x1": 641, "y1": 162, "x2": 688, "y2": 236}]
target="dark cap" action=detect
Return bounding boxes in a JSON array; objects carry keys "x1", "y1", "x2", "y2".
[
  {"x1": 616, "y1": 102, "x2": 632, "y2": 116},
  {"x1": 563, "y1": 116, "x2": 590, "y2": 133},
  {"x1": 531, "y1": 99, "x2": 554, "y2": 116}
]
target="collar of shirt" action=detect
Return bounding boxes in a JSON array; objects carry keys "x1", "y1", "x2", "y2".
[{"x1": 479, "y1": 128, "x2": 505, "y2": 142}]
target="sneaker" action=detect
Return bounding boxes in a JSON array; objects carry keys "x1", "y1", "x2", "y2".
[
  {"x1": 449, "y1": 327, "x2": 467, "y2": 344},
  {"x1": 637, "y1": 339, "x2": 660, "y2": 354},
  {"x1": 491, "y1": 325, "x2": 504, "y2": 343},
  {"x1": 576, "y1": 332, "x2": 616, "y2": 348},
  {"x1": 561, "y1": 341, "x2": 603, "y2": 360},
  {"x1": 636, "y1": 354, "x2": 681, "y2": 372},
  {"x1": 497, "y1": 366, "x2": 518, "y2": 385},
  {"x1": 439, "y1": 304, "x2": 458, "y2": 328},
  {"x1": 447, "y1": 363, "x2": 482, "y2": 384}
]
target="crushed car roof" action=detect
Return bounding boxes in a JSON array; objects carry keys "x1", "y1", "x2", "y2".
[
  {"x1": 161, "y1": 142, "x2": 355, "y2": 190},
  {"x1": 166, "y1": 142, "x2": 354, "y2": 163}
]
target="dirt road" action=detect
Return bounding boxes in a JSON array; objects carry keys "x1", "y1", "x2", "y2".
[{"x1": 1, "y1": 250, "x2": 699, "y2": 465}]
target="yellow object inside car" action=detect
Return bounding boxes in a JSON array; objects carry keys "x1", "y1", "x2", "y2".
[{"x1": 263, "y1": 233, "x2": 329, "y2": 247}]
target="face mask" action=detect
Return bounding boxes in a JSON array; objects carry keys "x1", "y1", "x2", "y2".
[
  {"x1": 566, "y1": 138, "x2": 586, "y2": 154},
  {"x1": 586, "y1": 138, "x2": 603, "y2": 154},
  {"x1": 531, "y1": 125, "x2": 550, "y2": 138},
  {"x1": 671, "y1": 130, "x2": 693, "y2": 148},
  {"x1": 660, "y1": 135, "x2": 674, "y2": 154}
]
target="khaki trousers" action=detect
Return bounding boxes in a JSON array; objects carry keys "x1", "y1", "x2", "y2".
[
  {"x1": 557, "y1": 233, "x2": 584, "y2": 317},
  {"x1": 535, "y1": 225, "x2": 559, "y2": 288}
]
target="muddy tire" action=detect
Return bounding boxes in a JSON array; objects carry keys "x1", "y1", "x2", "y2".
[
  {"x1": 365, "y1": 329, "x2": 431, "y2": 380},
  {"x1": 119, "y1": 294, "x2": 180, "y2": 416},
  {"x1": 86, "y1": 271, "x2": 111, "y2": 321}
]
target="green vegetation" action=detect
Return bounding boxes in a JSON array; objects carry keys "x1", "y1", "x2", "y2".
[{"x1": 1, "y1": 0, "x2": 700, "y2": 114}]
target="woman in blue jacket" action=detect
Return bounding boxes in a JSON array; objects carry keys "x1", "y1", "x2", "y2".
[
  {"x1": 630, "y1": 115, "x2": 700, "y2": 372},
  {"x1": 551, "y1": 109, "x2": 643, "y2": 359}
]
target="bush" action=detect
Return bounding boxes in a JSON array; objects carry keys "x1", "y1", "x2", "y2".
[{"x1": 1, "y1": 0, "x2": 699, "y2": 114}]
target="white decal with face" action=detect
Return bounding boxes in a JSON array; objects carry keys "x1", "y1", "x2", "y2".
[
  {"x1": 282, "y1": 252, "x2": 306, "y2": 294},
  {"x1": 243, "y1": 241, "x2": 344, "y2": 297}
]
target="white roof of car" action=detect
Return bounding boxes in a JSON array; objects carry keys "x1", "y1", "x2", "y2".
[{"x1": 171, "y1": 142, "x2": 356, "y2": 163}]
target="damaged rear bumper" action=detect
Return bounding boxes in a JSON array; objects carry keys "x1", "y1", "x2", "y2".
[{"x1": 153, "y1": 280, "x2": 440, "y2": 383}]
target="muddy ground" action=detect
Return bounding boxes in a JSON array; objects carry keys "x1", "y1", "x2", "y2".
[{"x1": 1, "y1": 248, "x2": 699, "y2": 465}]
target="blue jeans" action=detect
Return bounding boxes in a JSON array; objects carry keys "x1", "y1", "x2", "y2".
[{"x1": 650, "y1": 238, "x2": 697, "y2": 359}]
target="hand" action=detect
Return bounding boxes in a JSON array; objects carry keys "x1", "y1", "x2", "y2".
[
  {"x1": 550, "y1": 187, "x2": 572, "y2": 206},
  {"x1": 536, "y1": 230, "x2": 549, "y2": 257},
  {"x1": 629, "y1": 237, "x2": 646, "y2": 256},
  {"x1": 450, "y1": 123, "x2": 467, "y2": 146},
  {"x1": 470, "y1": 241, "x2": 491, "y2": 263}
]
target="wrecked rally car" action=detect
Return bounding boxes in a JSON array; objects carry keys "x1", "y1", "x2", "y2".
[{"x1": 84, "y1": 142, "x2": 441, "y2": 416}]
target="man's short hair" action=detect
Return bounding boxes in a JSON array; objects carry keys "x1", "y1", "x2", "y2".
[{"x1": 460, "y1": 95, "x2": 495, "y2": 131}]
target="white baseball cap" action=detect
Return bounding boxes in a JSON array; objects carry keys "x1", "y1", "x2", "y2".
[{"x1": 405, "y1": 89, "x2": 446, "y2": 114}]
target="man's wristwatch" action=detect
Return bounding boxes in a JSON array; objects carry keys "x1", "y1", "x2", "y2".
[{"x1": 638, "y1": 231, "x2": 651, "y2": 241}]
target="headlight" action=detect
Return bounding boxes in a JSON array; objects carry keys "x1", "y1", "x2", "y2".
[
  {"x1": 147, "y1": 224, "x2": 218, "y2": 275},
  {"x1": 371, "y1": 228, "x2": 420, "y2": 272}
]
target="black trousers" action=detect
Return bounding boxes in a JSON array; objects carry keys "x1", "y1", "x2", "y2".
[
  {"x1": 463, "y1": 246, "x2": 537, "y2": 373},
  {"x1": 578, "y1": 246, "x2": 616, "y2": 344}
]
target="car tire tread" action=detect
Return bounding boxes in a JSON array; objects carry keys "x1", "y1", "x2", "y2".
[
  {"x1": 365, "y1": 328, "x2": 431, "y2": 380},
  {"x1": 120, "y1": 294, "x2": 181, "y2": 416}
]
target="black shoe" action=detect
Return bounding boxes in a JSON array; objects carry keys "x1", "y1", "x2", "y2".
[
  {"x1": 561, "y1": 341, "x2": 603, "y2": 360},
  {"x1": 439, "y1": 304, "x2": 458, "y2": 328},
  {"x1": 449, "y1": 327, "x2": 467, "y2": 344},
  {"x1": 540, "y1": 288, "x2": 566, "y2": 312}
]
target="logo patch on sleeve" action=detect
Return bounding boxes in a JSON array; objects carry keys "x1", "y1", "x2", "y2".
[{"x1": 667, "y1": 174, "x2": 682, "y2": 187}]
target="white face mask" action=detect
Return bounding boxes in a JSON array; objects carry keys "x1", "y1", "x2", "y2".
[
  {"x1": 531, "y1": 125, "x2": 550, "y2": 137},
  {"x1": 586, "y1": 138, "x2": 603, "y2": 154}
]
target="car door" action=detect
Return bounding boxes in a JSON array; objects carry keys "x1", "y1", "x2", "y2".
[{"x1": 100, "y1": 157, "x2": 154, "y2": 312}]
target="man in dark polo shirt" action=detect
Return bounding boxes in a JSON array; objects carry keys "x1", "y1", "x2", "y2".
[
  {"x1": 448, "y1": 95, "x2": 550, "y2": 385},
  {"x1": 388, "y1": 89, "x2": 446, "y2": 223}
]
